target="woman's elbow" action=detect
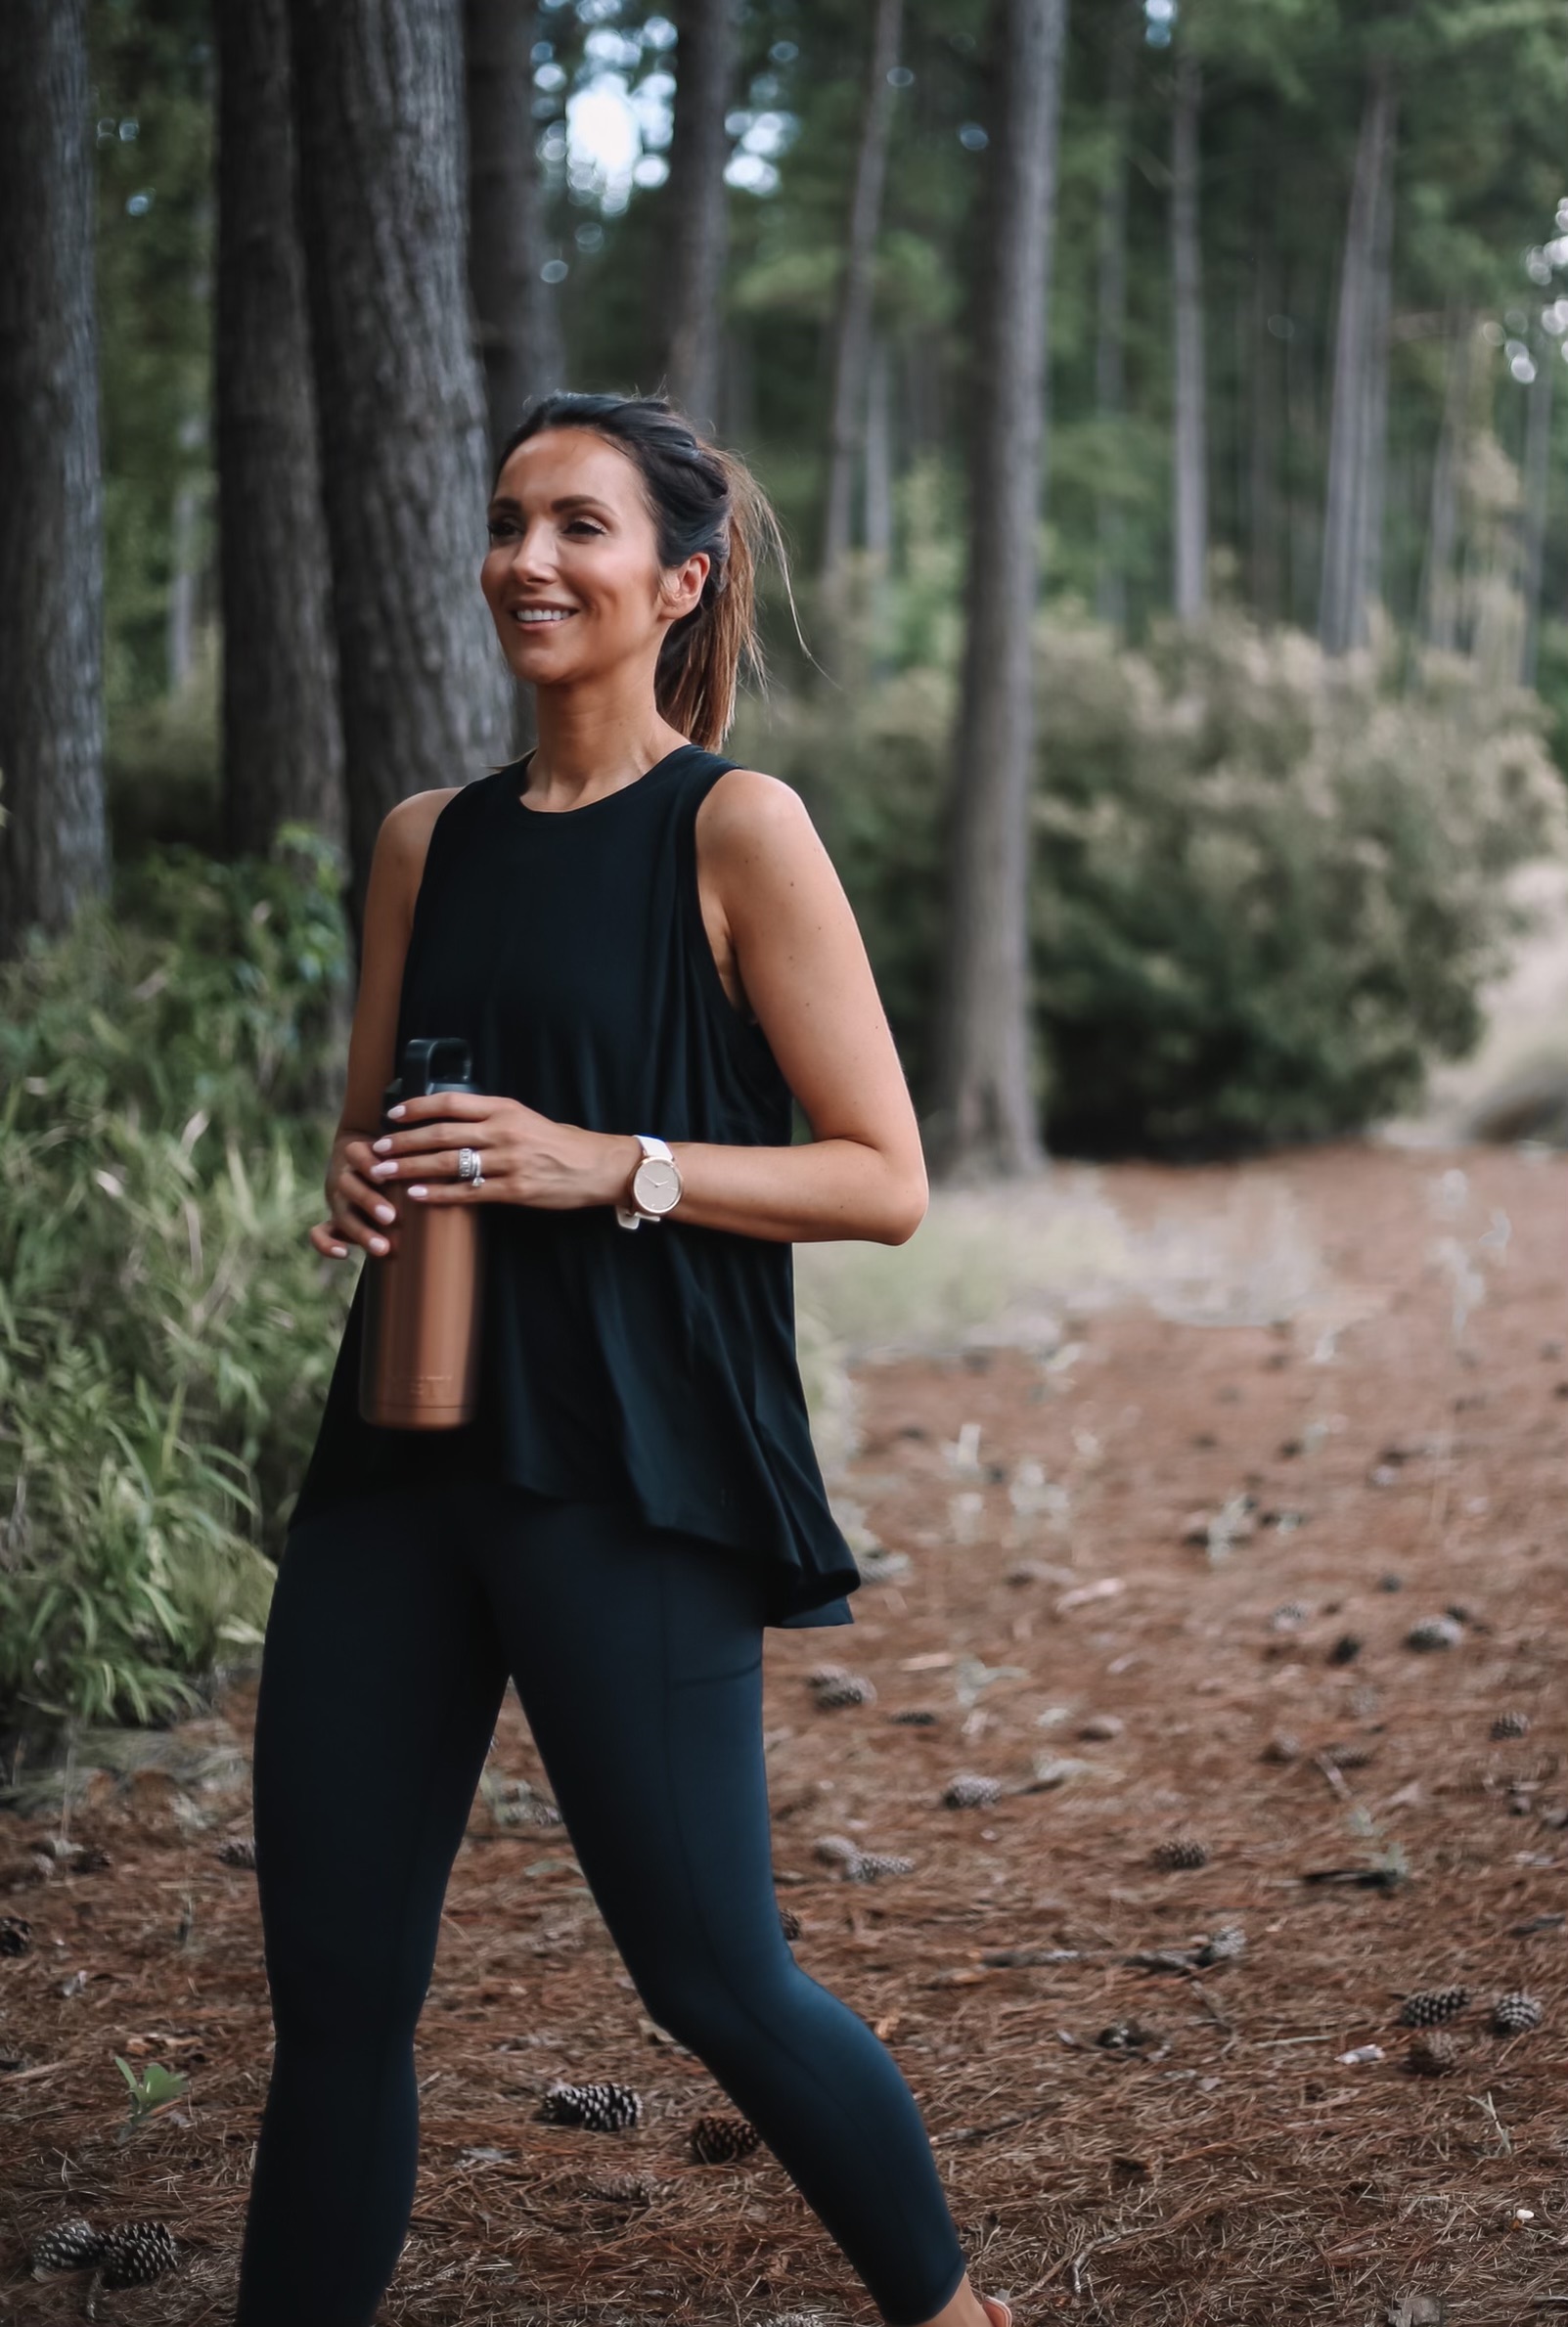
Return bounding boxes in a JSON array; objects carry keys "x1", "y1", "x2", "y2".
[{"x1": 877, "y1": 1166, "x2": 929, "y2": 1245}]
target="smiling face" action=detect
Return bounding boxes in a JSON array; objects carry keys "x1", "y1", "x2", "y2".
[{"x1": 480, "y1": 426, "x2": 709, "y2": 687}]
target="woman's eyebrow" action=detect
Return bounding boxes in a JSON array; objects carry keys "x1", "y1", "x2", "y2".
[{"x1": 486, "y1": 493, "x2": 616, "y2": 518}]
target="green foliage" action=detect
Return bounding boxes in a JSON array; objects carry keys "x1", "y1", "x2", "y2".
[
  {"x1": 743, "y1": 613, "x2": 1566, "y2": 1157},
  {"x1": 1032, "y1": 614, "x2": 1568, "y2": 1154},
  {"x1": 0, "y1": 832, "x2": 353, "y2": 1741}
]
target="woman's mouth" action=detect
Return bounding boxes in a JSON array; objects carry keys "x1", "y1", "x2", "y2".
[{"x1": 512, "y1": 606, "x2": 577, "y2": 627}]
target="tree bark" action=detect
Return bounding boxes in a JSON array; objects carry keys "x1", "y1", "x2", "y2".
[
  {"x1": 1247, "y1": 197, "x2": 1282, "y2": 623},
  {"x1": 215, "y1": 0, "x2": 345, "y2": 861},
  {"x1": 465, "y1": 0, "x2": 563, "y2": 459},
  {"x1": 1094, "y1": 0, "x2": 1136, "y2": 632},
  {"x1": 1418, "y1": 307, "x2": 1470, "y2": 654},
  {"x1": 1318, "y1": 63, "x2": 1398, "y2": 656},
  {"x1": 0, "y1": 0, "x2": 108, "y2": 959},
  {"x1": 288, "y1": 0, "x2": 515, "y2": 940},
  {"x1": 818, "y1": 0, "x2": 903, "y2": 607},
  {"x1": 1519, "y1": 325, "x2": 1553, "y2": 689},
  {"x1": 660, "y1": 0, "x2": 738, "y2": 430},
  {"x1": 927, "y1": 0, "x2": 1067, "y2": 1183},
  {"x1": 1170, "y1": 47, "x2": 1207, "y2": 623}
]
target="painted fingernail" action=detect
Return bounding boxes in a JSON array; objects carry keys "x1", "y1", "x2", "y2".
[
  {"x1": 372, "y1": 1136, "x2": 391, "y2": 1153},
  {"x1": 370, "y1": 1160, "x2": 394, "y2": 1177},
  {"x1": 409, "y1": 1185, "x2": 427, "y2": 1199},
  {"x1": 375, "y1": 1202, "x2": 395, "y2": 1224},
  {"x1": 387, "y1": 1103, "x2": 406, "y2": 1119},
  {"x1": 370, "y1": 1235, "x2": 389, "y2": 1254}
]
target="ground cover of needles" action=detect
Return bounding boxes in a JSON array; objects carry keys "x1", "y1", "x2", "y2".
[{"x1": 3, "y1": 1141, "x2": 1566, "y2": 2327}]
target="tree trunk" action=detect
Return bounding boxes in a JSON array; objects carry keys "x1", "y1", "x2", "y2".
[
  {"x1": 1520, "y1": 326, "x2": 1553, "y2": 689},
  {"x1": 0, "y1": 0, "x2": 108, "y2": 960},
  {"x1": 1247, "y1": 198, "x2": 1282, "y2": 622},
  {"x1": 289, "y1": 0, "x2": 515, "y2": 941},
  {"x1": 215, "y1": 0, "x2": 345, "y2": 862},
  {"x1": 864, "y1": 335, "x2": 895, "y2": 680},
  {"x1": 660, "y1": 0, "x2": 738, "y2": 431},
  {"x1": 1318, "y1": 63, "x2": 1398, "y2": 656},
  {"x1": 819, "y1": 0, "x2": 903, "y2": 609},
  {"x1": 1170, "y1": 47, "x2": 1207, "y2": 623},
  {"x1": 1094, "y1": 0, "x2": 1136, "y2": 632},
  {"x1": 927, "y1": 0, "x2": 1067, "y2": 1184},
  {"x1": 465, "y1": 0, "x2": 563, "y2": 459},
  {"x1": 1418, "y1": 307, "x2": 1470, "y2": 654}
]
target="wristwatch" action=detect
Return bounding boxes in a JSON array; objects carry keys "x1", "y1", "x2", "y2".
[{"x1": 615, "y1": 1134, "x2": 684, "y2": 1230}]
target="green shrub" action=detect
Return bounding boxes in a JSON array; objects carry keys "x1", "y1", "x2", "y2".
[
  {"x1": 0, "y1": 829, "x2": 353, "y2": 1739},
  {"x1": 743, "y1": 613, "x2": 1567, "y2": 1156},
  {"x1": 1033, "y1": 616, "x2": 1568, "y2": 1154}
]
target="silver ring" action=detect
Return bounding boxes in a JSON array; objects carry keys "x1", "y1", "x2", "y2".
[{"x1": 458, "y1": 1145, "x2": 481, "y2": 1183}]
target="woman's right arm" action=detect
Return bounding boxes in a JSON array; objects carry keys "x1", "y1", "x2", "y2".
[{"x1": 309, "y1": 789, "x2": 461, "y2": 1261}]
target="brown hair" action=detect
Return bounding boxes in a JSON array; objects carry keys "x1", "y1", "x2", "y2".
[{"x1": 490, "y1": 390, "x2": 797, "y2": 750}]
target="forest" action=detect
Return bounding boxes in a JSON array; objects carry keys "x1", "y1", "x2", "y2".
[{"x1": 4, "y1": 8, "x2": 1568, "y2": 2319}]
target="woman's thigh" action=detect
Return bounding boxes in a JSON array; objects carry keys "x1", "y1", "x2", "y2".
[
  {"x1": 251, "y1": 1481, "x2": 511, "y2": 2038},
  {"x1": 475, "y1": 1492, "x2": 783, "y2": 2006}
]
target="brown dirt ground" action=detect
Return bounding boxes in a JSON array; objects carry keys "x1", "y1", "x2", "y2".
[{"x1": 3, "y1": 1141, "x2": 1567, "y2": 2327}]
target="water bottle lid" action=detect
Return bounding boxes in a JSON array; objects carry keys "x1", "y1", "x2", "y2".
[{"x1": 391, "y1": 1036, "x2": 476, "y2": 1104}]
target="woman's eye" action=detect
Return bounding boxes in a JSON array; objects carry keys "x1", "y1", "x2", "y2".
[{"x1": 565, "y1": 520, "x2": 604, "y2": 536}]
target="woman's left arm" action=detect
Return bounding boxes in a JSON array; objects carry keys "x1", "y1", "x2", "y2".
[
  {"x1": 370, "y1": 772, "x2": 929, "y2": 1245},
  {"x1": 652, "y1": 768, "x2": 929, "y2": 1244}
]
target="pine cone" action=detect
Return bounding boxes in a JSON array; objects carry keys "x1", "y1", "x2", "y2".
[
  {"x1": 0, "y1": 1915, "x2": 32, "y2": 1955},
  {"x1": 844, "y1": 1851, "x2": 915, "y2": 1882},
  {"x1": 1405, "y1": 1616, "x2": 1462, "y2": 1652},
  {"x1": 778, "y1": 1904, "x2": 802, "y2": 1941},
  {"x1": 806, "y1": 1664, "x2": 852, "y2": 1690},
  {"x1": 1492, "y1": 1990, "x2": 1544, "y2": 2035},
  {"x1": 28, "y1": 2218, "x2": 105, "y2": 2275},
  {"x1": 689, "y1": 2111, "x2": 760, "y2": 2164},
  {"x1": 1096, "y1": 2020, "x2": 1157, "y2": 2050},
  {"x1": 1150, "y1": 1836, "x2": 1209, "y2": 1870},
  {"x1": 216, "y1": 1836, "x2": 256, "y2": 1866},
  {"x1": 887, "y1": 1708, "x2": 940, "y2": 1726},
  {"x1": 813, "y1": 1675, "x2": 877, "y2": 1710},
  {"x1": 1491, "y1": 1711, "x2": 1531, "y2": 1740},
  {"x1": 517, "y1": 1797, "x2": 565, "y2": 1826},
  {"x1": 1407, "y1": 2031, "x2": 1458, "y2": 2076},
  {"x1": 1396, "y1": 1985, "x2": 1471, "y2": 2028},
  {"x1": 538, "y1": 2080, "x2": 643, "y2": 2130},
  {"x1": 97, "y1": 2220, "x2": 178, "y2": 2289},
  {"x1": 813, "y1": 1833, "x2": 863, "y2": 1865},
  {"x1": 943, "y1": 1773, "x2": 1002, "y2": 1810}
]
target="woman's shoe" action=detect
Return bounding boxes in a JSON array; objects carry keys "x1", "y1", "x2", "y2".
[{"x1": 980, "y1": 2298, "x2": 1013, "y2": 2327}]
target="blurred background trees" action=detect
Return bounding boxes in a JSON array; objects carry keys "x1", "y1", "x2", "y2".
[{"x1": 3, "y1": 0, "x2": 1568, "y2": 1726}]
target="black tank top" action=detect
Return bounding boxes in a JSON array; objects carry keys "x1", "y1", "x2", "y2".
[{"x1": 287, "y1": 743, "x2": 860, "y2": 1630}]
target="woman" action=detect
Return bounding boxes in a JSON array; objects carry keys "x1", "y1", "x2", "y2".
[{"x1": 236, "y1": 392, "x2": 1014, "y2": 2327}]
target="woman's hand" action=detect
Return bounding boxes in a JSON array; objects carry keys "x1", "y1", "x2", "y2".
[
  {"x1": 361, "y1": 1090, "x2": 640, "y2": 1214},
  {"x1": 310, "y1": 1131, "x2": 401, "y2": 1261}
]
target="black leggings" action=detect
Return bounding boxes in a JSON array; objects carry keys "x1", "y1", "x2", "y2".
[{"x1": 236, "y1": 1475, "x2": 970, "y2": 2327}]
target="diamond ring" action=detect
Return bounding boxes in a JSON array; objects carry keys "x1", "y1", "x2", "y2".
[{"x1": 457, "y1": 1145, "x2": 483, "y2": 1185}]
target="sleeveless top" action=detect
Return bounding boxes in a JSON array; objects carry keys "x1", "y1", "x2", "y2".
[{"x1": 287, "y1": 743, "x2": 860, "y2": 1630}]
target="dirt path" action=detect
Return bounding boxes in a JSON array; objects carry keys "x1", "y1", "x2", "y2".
[{"x1": 3, "y1": 1142, "x2": 1566, "y2": 2325}]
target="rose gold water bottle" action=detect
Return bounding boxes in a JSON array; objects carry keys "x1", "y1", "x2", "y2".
[{"x1": 359, "y1": 1036, "x2": 485, "y2": 1429}]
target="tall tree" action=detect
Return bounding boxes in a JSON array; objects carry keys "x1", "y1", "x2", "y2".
[
  {"x1": 0, "y1": 0, "x2": 109, "y2": 959},
  {"x1": 215, "y1": 0, "x2": 345, "y2": 860},
  {"x1": 928, "y1": 0, "x2": 1068, "y2": 1181},
  {"x1": 1318, "y1": 60, "x2": 1399, "y2": 655},
  {"x1": 288, "y1": 0, "x2": 515, "y2": 936},
  {"x1": 1170, "y1": 44, "x2": 1208, "y2": 622},
  {"x1": 818, "y1": 0, "x2": 904, "y2": 617},
  {"x1": 1519, "y1": 319, "x2": 1554, "y2": 689},
  {"x1": 1093, "y1": 0, "x2": 1137, "y2": 632},
  {"x1": 1419, "y1": 307, "x2": 1471, "y2": 653},
  {"x1": 660, "y1": 0, "x2": 739, "y2": 429},
  {"x1": 465, "y1": 0, "x2": 563, "y2": 458}
]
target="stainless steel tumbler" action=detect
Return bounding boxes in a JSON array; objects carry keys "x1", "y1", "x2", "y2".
[{"x1": 358, "y1": 1036, "x2": 485, "y2": 1429}]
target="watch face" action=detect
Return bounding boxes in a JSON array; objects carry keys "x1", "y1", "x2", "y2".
[{"x1": 634, "y1": 1155, "x2": 682, "y2": 1213}]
